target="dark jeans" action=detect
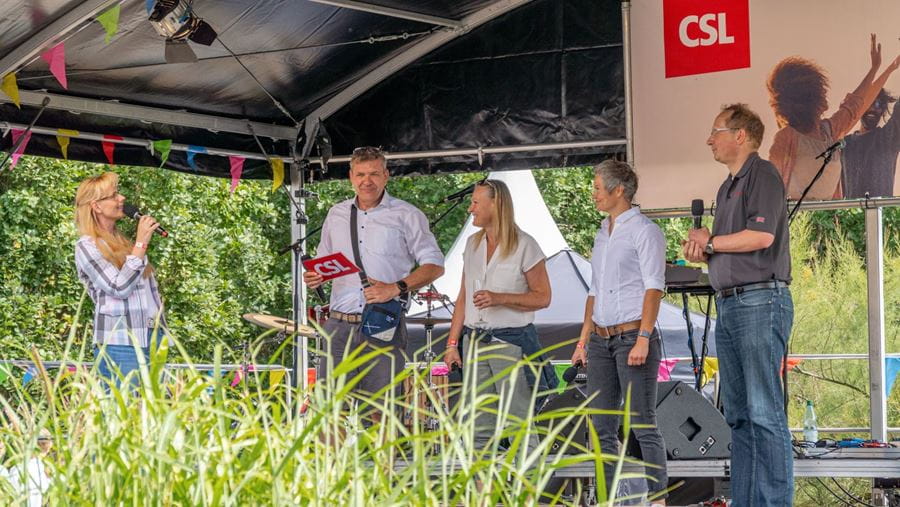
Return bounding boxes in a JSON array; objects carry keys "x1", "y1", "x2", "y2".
[
  {"x1": 467, "y1": 323, "x2": 559, "y2": 396},
  {"x1": 318, "y1": 317, "x2": 407, "y2": 401},
  {"x1": 716, "y1": 287, "x2": 794, "y2": 507},
  {"x1": 585, "y1": 328, "x2": 667, "y2": 499}
]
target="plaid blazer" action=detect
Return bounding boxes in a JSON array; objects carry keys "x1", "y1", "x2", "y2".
[{"x1": 74, "y1": 236, "x2": 166, "y2": 347}]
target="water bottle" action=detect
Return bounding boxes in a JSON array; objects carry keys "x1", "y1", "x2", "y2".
[{"x1": 803, "y1": 400, "x2": 818, "y2": 443}]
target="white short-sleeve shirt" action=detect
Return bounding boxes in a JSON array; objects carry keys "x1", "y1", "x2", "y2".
[{"x1": 462, "y1": 229, "x2": 545, "y2": 329}]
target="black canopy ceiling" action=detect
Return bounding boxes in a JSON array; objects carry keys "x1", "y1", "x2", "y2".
[{"x1": 0, "y1": 0, "x2": 624, "y2": 180}]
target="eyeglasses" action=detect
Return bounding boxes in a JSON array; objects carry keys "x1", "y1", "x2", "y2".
[{"x1": 710, "y1": 127, "x2": 738, "y2": 136}]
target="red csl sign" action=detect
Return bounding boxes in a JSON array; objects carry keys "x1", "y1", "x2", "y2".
[
  {"x1": 302, "y1": 252, "x2": 359, "y2": 281},
  {"x1": 663, "y1": 0, "x2": 750, "y2": 78}
]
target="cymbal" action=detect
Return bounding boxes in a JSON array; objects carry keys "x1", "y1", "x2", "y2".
[
  {"x1": 243, "y1": 313, "x2": 317, "y2": 337},
  {"x1": 405, "y1": 316, "x2": 452, "y2": 326}
]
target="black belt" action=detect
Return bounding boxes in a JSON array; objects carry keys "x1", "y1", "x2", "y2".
[{"x1": 716, "y1": 280, "x2": 789, "y2": 299}]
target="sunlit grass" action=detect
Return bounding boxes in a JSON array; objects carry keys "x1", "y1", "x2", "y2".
[{"x1": 0, "y1": 313, "x2": 660, "y2": 505}]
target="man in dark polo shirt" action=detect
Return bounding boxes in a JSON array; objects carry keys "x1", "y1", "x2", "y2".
[{"x1": 683, "y1": 103, "x2": 794, "y2": 507}]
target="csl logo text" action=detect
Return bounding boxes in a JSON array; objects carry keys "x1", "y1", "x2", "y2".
[
  {"x1": 314, "y1": 259, "x2": 353, "y2": 276},
  {"x1": 678, "y1": 13, "x2": 734, "y2": 47}
]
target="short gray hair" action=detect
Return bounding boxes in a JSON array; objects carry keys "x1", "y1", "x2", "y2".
[{"x1": 593, "y1": 159, "x2": 638, "y2": 201}]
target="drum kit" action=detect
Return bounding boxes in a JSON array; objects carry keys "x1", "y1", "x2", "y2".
[{"x1": 241, "y1": 287, "x2": 454, "y2": 430}]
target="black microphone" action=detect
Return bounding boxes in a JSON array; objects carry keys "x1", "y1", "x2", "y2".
[
  {"x1": 816, "y1": 138, "x2": 846, "y2": 159},
  {"x1": 123, "y1": 203, "x2": 169, "y2": 237},
  {"x1": 300, "y1": 254, "x2": 327, "y2": 302},
  {"x1": 691, "y1": 199, "x2": 704, "y2": 229},
  {"x1": 562, "y1": 360, "x2": 583, "y2": 383},
  {"x1": 442, "y1": 184, "x2": 475, "y2": 203}
]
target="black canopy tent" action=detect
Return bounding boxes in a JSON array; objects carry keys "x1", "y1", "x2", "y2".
[
  {"x1": 0, "y1": 0, "x2": 625, "y2": 178},
  {"x1": 0, "y1": 0, "x2": 627, "y2": 390}
]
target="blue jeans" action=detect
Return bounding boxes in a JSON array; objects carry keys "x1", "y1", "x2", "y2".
[
  {"x1": 715, "y1": 287, "x2": 794, "y2": 507},
  {"x1": 467, "y1": 324, "x2": 559, "y2": 395},
  {"x1": 94, "y1": 330, "x2": 160, "y2": 389}
]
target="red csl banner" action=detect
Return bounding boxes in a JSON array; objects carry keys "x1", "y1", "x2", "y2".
[
  {"x1": 302, "y1": 252, "x2": 360, "y2": 281},
  {"x1": 663, "y1": 0, "x2": 750, "y2": 78}
]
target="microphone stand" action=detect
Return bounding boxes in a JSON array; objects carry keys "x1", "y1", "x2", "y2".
[
  {"x1": 781, "y1": 142, "x2": 841, "y2": 415},
  {"x1": 0, "y1": 97, "x2": 51, "y2": 172},
  {"x1": 429, "y1": 195, "x2": 468, "y2": 229}
]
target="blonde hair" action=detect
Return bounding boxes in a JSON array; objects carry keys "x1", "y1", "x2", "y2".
[
  {"x1": 472, "y1": 179, "x2": 518, "y2": 258},
  {"x1": 74, "y1": 172, "x2": 152, "y2": 277}
]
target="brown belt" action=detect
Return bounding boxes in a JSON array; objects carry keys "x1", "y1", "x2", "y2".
[
  {"x1": 593, "y1": 319, "x2": 642, "y2": 339},
  {"x1": 331, "y1": 310, "x2": 362, "y2": 324}
]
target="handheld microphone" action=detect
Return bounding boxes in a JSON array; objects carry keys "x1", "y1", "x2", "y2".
[
  {"x1": 442, "y1": 184, "x2": 475, "y2": 203},
  {"x1": 123, "y1": 204, "x2": 169, "y2": 237},
  {"x1": 691, "y1": 199, "x2": 704, "y2": 229},
  {"x1": 816, "y1": 138, "x2": 846, "y2": 160},
  {"x1": 562, "y1": 360, "x2": 583, "y2": 383},
  {"x1": 300, "y1": 254, "x2": 328, "y2": 302}
]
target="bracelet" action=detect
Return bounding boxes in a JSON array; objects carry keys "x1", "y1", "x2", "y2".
[
  {"x1": 447, "y1": 339, "x2": 458, "y2": 348},
  {"x1": 134, "y1": 241, "x2": 147, "y2": 250},
  {"x1": 576, "y1": 340, "x2": 587, "y2": 349}
]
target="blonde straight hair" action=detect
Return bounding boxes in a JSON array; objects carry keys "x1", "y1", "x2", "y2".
[
  {"x1": 472, "y1": 179, "x2": 518, "y2": 258},
  {"x1": 74, "y1": 172, "x2": 151, "y2": 277}
]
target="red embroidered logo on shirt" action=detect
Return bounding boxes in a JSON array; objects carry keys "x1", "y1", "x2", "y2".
[{"x1": 754, "y1": 216, "x2": 766, "y2": 223}]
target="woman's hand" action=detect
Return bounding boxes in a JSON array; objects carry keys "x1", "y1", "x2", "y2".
[
  {"x1": 571, "y1": 344, "x2": 587, "y2": 367},
  {"x1": 445, "y1": 346, "x2": 462, "y2": 369},
  {"x1": 472, "y1": 290, "x2": 503, "y2": 309},
  {"x1": 870, "y1": 33, "x2": 882, "y2": 71},
  {"x1": 135, "y1": 215, "x2": 159, "y2": 246},
  {"x1": 627, "y1": 338, "x2": 649, "y2": 366}
]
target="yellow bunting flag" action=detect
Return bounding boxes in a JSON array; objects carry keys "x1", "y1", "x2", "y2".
[
  {"x1": 1, "y1": 73, "x2": 20, "y2": 108},
  {"x1": 56, "y1": 129, "x2": 79, "y2": 159},
  {"x1": 270, "y1": 158, "x2": 284, "y2": 192},
  {"x1": 269, "y1": 370, "x2": 286, "y2": 390},
  {"x1": 701, "y1": 357, "x2": 720, "y2": 386}
]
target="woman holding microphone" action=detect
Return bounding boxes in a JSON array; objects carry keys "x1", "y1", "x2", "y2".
[
  {"x1": 571, "y1": 160, "x2": 668, "y2": 505},
  {"x1": 74, "y1": 172, "x2": 166, "y2": 385},
  {"x1": 444, "y1": 178, "x2": 554, "y2": 451}
]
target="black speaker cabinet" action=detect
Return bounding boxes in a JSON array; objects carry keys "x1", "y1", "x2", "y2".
[{"x1": 654, "y1": 381, "x2": 731, "y2": 459}]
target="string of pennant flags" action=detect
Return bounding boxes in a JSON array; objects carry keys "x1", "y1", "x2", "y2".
[{"x1": 0, "y1": 3, "x2": 287, "y2": 193}]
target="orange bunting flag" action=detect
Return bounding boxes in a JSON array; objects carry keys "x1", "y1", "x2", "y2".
[
  {"x1": 56, "y1": 129, "x2": 79, "y2": 159},
  {"x1": 270, "y1": 158, "x2": 284, "y2": 192},
  {"x1": 229, "y1": 156, "x2": 245, "y2": 193},
  {"x1": 102, "y1": 135, "x2": 123, "y2": 166},
  {"x1": 1, "y1": 73, "x2": 20, "y2": 108},
  {"x1": 40, "y1": 42, "x2": 67, "y2": 89}
]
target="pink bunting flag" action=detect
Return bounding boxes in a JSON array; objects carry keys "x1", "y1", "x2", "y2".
[
  {"x1": 231, "y1": 365, "x2": 255, "y2": 387},
  {"x1": 102, "y1": 135, "x2": 123, "y2": 166},
  {"x1": 657, "y1": 358, "x2": 680, "y2": 381},
  {"x1": 40, "y1": 42, "x2": 67, "y2": 89},
  {"x1": 229, "y1": 155, "x2": 245, "y2": 193},
  {"x1": 9, "y1": 129, "x2": 32, "y2": 169}
]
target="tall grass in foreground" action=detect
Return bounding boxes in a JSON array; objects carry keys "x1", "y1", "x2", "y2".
[{"x1": 0, "y1": 329, "x2": 658, "y2": 506}]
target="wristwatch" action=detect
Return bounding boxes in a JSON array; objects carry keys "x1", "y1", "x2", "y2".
[
  {"x1": 704, "y1": 236, "x2": 716, "y2": 256},
  {"x1": 638, "y1": 329, "x2": 652, "y2": 339},
  {"x1": 396, "y1": 279, "x2": 409, "y2": 295}
]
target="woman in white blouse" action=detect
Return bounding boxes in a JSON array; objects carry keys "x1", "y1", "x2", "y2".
[
  {"x1": 445, "y1": 179, "x2": 553, "y2": 451},
  {"x1": 571, "y1": 160, "x2": 667, "y2": 505}
]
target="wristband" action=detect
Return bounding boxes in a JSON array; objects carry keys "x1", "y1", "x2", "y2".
[
  {"x1": 638, "y1": 329, "x2": 652, "y2": 339},
  {"x1": 576, "y1": 340, "x2": 587, "y2": 349},
  {"x1": 447, "y1": 339, "x2": 458, "y2": 348},
  {"x1": 134, "y1": 241, "x2": 147, "y2": 250}
]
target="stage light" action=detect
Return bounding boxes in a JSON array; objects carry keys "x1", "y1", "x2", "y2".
[{"x1": 148, "y1": 0, "x2": 218, "y2": 63}]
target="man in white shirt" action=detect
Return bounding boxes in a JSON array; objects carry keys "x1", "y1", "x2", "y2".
[{"x1": 304, "y1": 147, "x2": 444, "y2": 412}]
